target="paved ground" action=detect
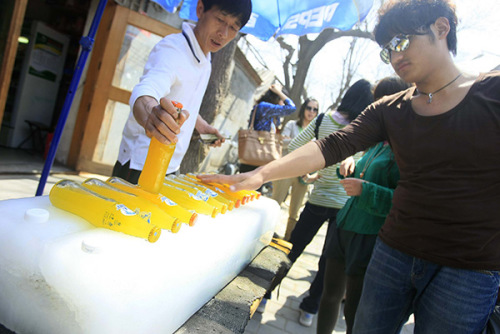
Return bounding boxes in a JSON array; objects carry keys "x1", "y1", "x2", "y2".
[
  {"x1": 0, "y1": 146, "x2": 415, "y2": 334},
  {"x1": 245, "y1": 201, "x2": 415, "y2": 334}
]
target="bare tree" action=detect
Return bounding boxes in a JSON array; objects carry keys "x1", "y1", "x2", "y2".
[
  {"x1": 327, "y1": 38, "x2": 360, "y2": 110},
  {"x1": 280, "y1": 26, "x2": 375, "y2": 110}
]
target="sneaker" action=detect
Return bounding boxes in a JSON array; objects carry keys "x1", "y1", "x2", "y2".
[
  {"x1": 299, "y1": 310, "x2": 314, "y2": 327},
  {"x1": 256, "y1": 298, "x2": 267, "y2": 313}
]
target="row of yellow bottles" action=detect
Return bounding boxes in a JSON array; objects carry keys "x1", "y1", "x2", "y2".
[
  {"x1": 159, "y1": 183, "x2": 219, "y2": 218},
  {"x1": 138, "y1": 100, "x2": 183, "y2": 194},
  {"x1": 82, "y1": 178, "x2": 181, "y2": 233},
  {"x1": 49, "y1": 174, "x2": 261, "y2": 242},
  {"x1": 177, "y1": 174, "x2": 237, "y2": 210},
  {"x1": 182, "y1": 174, "x2": 242, "y2": 208},
  {"x1": 164, "y1": 175, "x2": 228, "y2": 214},
  {"x1": 107, "y1": 177, "x2": 198, "y2": 226},
  {"x1": 49, "y1": 180, "x2": 161, "y2": 243},
  {"x1": 184, "y1": 173, "x2": 261, "y2": 206}
]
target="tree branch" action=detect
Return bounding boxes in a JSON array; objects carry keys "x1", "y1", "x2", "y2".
[{"x1": 276, "y1": 36, "x2": 295, "y2": 93}]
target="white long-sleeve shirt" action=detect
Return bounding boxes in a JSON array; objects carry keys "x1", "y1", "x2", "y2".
[
  {"x1": 281, "y1": 120, "x2": 301, "y2": 154},
  {"x1": 117, "y1": 22, "x2": 212, "y2": 174}
]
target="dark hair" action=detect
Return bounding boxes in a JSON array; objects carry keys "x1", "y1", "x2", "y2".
[
  {"x1": 375, "y1": 0, "x2": 458, "y2": 56},
  {"x1": 337, "y1": 79, "x2": 374, "y2": 122},
  {"x1": 202, "y1": 0, "x2": 253, "y2": 28},
  {"x1": 297, "y1": 98, "x2": 319, "y2": 128},
  {"x1": 373, "y1": 76, "x2": 412, "y2": 101},
  {"x1": 256, "y1": 86, "x2": 289, "y2": 106}
]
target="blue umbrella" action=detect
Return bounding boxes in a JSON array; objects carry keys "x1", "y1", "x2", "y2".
[{"x1": 153, "y1": 0, "x2": 374, "y2": 40}]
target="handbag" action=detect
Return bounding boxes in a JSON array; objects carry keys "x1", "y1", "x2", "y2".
[{"x1": 238, "y1": 107, "x2": 282, "y2": 166}]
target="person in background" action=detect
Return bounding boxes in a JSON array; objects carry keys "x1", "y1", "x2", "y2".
[
  {"x1": 257, "y1": 80, "x2": 374, "y2": 321},
  {"x1": 239, "y1": 83, "x2": 296, "y2": 175},
  {"x1": 288, "y1": 79, "x2": 373, "y2": 327},
  {"x1": 112, "y1": 0, "x2": 252, "y2": 184},
  {"x1": 317, "y1": 76, "x2": 411, "y2": 334},
  {"x1": 198, "y1": 0, "x2": 500, "y2": 332},
  {"x1": 271, "y1": 98, "x2": 319, "y2": 241}
]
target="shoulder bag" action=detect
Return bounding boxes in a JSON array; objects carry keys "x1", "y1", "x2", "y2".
[{"x1": 238, "y1": 107, "x2": 282, "y2": 166}]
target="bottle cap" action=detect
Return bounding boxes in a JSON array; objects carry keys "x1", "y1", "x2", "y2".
[
  {"x1": 148, "y1": 226, "x2": 161, "y2": 243},
  {"x1": 24, "y1": 208, "x2": 49, "y2": 223},
  {"x1": 170, "y1": 219, "x2": 182, "y2": 233},
  {"x1": 189, "y1": 213, "x2": 198, "y2": 227}
]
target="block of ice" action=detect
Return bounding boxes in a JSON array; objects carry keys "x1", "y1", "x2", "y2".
[{"x1": 0, "y1": 195, "x2": 279, "y2": 333}]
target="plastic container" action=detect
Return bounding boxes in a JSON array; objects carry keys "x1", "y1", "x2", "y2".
[
  {"x1": 106, "y1": 177, "x2": 198, "y2": 227},
  {"x1": 159, "y1": 183, "x2": 219, "y2": 218},
  {"x1": 49, "y1": 180, "x2": 161, "y2": 243},
  {"x1": 82, "y1": 178, "x2": 181, "y2": 233},
  {"x1": 138, "y1": 101, "x2": 183, "y2": 194}
]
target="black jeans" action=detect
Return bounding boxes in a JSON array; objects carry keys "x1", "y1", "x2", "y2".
[
  {"x1": 263, "y1": 202, "x2": 339, "y2": 312},
  {"x1": 290, "y1": 202, "x2": 339, "y2": 314},
  {"x1": 112, "y1": 160, "x2": 141, "y2": 184}
]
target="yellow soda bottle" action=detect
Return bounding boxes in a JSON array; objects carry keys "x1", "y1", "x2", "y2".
[
  {"x1": 82, "y1": 178, "x2": 181, "y2": 233},
  {"x1": 229, "y1": 188, "x2": 261, "y2": 201},
  {"x1": 106, "y1": 177, "x2": 198, "y2": 226},
  {"x1": 185, "y1": 174, "x2": 245, "y2": 207},
  {"x1": 49, "y1": 180, "x2": 161, "y2": 243},
  {"x1": 165, "y1": 175, "x2": 228, "y2": 214},
  {"x1": 208, "y1": 181, "x2": 251, "y2": 205},
  {"x1": 171, "y1": 175, "x2": 233, "y2": 211},
  {"x1": 206, "y1": 180, "x2": 251, "y2": 205},
  {"x1": 177, "y1": 174, "x2": 236, "y2": 210},
  {"x1": 138, "y1": 101, "x2": 183, "y2": 194},
  {"x1": 159, "y1": 183, "x2": 219, "y2": 218}
]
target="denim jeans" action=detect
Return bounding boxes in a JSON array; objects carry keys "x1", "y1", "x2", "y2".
[{"x1": 353, "y1": 239, "x2": 500, "y2": 334}]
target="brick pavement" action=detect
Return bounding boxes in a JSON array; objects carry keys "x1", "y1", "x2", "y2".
[{"x1": 244, "y1": 203, "x2": 346, "y2": 334}]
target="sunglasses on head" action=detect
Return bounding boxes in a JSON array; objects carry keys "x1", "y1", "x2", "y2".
[
  {"x1": 380, "y1": 34, "x2": 411, "y2": 64},
  {"x1": 306, "y1": 106, "x2": 319, "y2": 112}
]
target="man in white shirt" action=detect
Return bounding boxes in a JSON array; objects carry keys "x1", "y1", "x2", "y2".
[{"x1": 113, "y1": 0, "x2": 252, "y2": 183}]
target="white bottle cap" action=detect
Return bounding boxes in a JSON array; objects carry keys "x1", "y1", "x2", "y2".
[{"x1": 24, "y1": 208, "x2": 50, "y2": 223}]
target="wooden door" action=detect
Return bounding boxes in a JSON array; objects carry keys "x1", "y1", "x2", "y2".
[{"x1": 0, "y1": 0, "x2": 28, "y2": 132}]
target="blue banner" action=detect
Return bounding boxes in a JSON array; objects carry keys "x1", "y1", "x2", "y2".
[{"x1": 151, "y1": 0, "x2": 374, "y2": 41}]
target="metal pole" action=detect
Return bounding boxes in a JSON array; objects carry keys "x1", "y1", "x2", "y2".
[{"x1": 36, "y1": 0, "x2": 107, "y2": 196}]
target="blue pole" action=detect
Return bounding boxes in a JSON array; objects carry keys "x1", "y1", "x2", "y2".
[{"x1": 36, "y1": 0, "x2": 107, "y2": 196}]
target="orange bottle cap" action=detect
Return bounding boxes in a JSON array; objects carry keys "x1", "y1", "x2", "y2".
[
  {"x1": 189, "y1": 213, "x2": 198, "y2": 227},
  {"x1": 148, "y1": 226, "x2": 161, "y2": 243},
  {"x1": 171, "y1": 219, "x2": 182, "y2": 233}
]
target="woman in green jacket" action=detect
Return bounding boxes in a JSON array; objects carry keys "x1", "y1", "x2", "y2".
[{"x1": 317, "y1": 77, "x2": 410, "y2": 334}]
